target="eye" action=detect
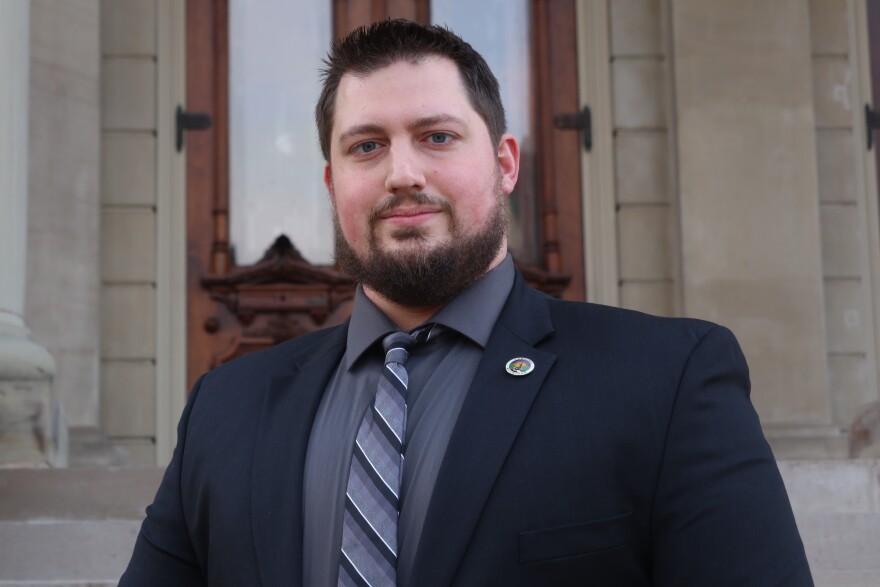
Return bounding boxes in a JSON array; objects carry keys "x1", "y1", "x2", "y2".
[
  {"x1": 354, "y1": 141, "x2": 379, "y2": 154},
  {"x1": 428, "y1": 132, "x2": 452, "y2": 145}
]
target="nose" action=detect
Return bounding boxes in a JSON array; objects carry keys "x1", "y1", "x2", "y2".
[{"x1": 384, "y1": 143, "x2": 426, "y2": 194}]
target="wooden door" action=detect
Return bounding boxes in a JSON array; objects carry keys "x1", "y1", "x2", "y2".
[{"x1": 184, "y1": 0, "x2": 585, "y2": 388}]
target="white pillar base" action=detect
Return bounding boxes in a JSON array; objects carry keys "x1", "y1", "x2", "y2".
[{"x1": 0, "y1": 331, "x2": 65, "y2": 468}]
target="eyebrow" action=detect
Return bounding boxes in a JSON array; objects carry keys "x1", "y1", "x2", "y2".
[
  {"x1": 336, "y1": 114, "x2": 468, "y2": 146},
  {"x1": 337, "y1": 124, "x2": 384, "y2": 146},
  {"x1": 407, "y1": 114, "x2": 467, "y2": 132}
]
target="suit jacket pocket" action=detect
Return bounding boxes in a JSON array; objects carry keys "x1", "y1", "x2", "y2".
[{"x1": 518, "y1": 511, "x2": 634, "y2": 564}]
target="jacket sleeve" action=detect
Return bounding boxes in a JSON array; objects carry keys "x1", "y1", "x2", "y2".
[
  {"x1": 650, "y1": 326, "x2": 814, "y2": 586},
  {"x1": 118, "y1": 374, "x2": 208, "y2": 587}
]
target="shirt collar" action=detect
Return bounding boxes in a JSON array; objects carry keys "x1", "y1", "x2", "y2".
[{"x1": 345, "y1": 254, "x2": 516, "y2": 369}]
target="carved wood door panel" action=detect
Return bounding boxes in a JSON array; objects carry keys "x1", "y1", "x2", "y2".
[{"x1": 184, "y1": 0, "x2": 584, "y2": 388}]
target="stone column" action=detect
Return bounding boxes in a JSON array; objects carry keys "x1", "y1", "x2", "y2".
[
  {"x1": 0, "y1": 0, "x2": 61, "y2": 467},
  {"x1": 670, "y1": 0, "x2": 840, "y2": 455}
]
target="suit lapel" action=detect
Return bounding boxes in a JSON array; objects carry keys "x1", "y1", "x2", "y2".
[
  {"x1": 409, "y1": 277, "x2": 557, "y2": 587},
  {"x1": 251, "y1": 325, "x2": 347, "y2": 587}
]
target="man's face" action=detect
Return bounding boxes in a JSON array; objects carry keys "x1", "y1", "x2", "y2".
[{"x1": 324, "y1": 56, "x2": 519, "y2": 307}]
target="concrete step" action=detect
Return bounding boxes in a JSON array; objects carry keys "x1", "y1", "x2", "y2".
[
  {"x1": 0, "y1": 462, "x2": 878, "y2": 585},
  {"x1": 0, "y1": 520, "x2": 142, "y2": 585},
  {"x1": 0, "y1": 468, "x2": 163, "y2": 586},
  {"x1": 779, "y1": 460, "x2": 880, "y2": 587}
]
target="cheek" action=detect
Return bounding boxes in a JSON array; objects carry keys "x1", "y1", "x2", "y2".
[
  {"x1": 331, "y1": 177, "x2": 373, "y2": 245},
  {"x1": 437, "y1": 162, "x2": 499, "y2": 220},
  {"x1": 335, "y1": 200, "x2": 365, "y2": 242}
]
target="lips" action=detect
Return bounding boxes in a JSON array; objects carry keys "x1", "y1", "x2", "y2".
[{"x1": 378, "y1": 207, "x2": 443, "y2": 225}]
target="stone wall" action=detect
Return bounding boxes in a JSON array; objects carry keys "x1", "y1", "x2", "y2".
[
  {"x1": 608, "y1": 0, "x2": 880, "y2": 458},
  {"x1": 26, "y1": 0, "x2": 101, "y2": 432},
  {"x1": 99, "y1": 0, "x2": 160, "y2": 465},
  {"x1": 811, "y1": 0, "x2": 880, "y2": 453},
  {"x1": 610, "y1": 0, "x2": 679, "y2": 317},
  {"x1": 18, "y1": 0, "x2": 876, "y2": 463}
]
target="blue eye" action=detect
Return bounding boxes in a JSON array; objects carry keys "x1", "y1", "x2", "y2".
[
  {"x1": 429, "y1": 133, "x2": 450, "y2": 144},
  {"x1": 356, "y1": 141, "x2": 379, "y2": 154}
]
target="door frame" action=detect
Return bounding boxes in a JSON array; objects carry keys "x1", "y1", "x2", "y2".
[{"x1": 155, "y1": 0, "x2": 188, "y2": 464}]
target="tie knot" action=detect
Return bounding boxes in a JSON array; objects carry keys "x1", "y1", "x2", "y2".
[
  {"x1": 382, "y1": 325, "x2": 434, "y2": 366},
  {"x1": 382, "y1": 331, "x2": 416, "y2": 366}
]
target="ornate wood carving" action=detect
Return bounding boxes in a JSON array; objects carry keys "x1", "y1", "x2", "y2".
[
  {"x1": 516, "y1": 262, "x2": 571, "y2": 299},
  {"x1": 201, "y1": 236, "x2": 355, "y2": 366}
]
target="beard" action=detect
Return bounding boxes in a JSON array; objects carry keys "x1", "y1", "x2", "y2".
[{"x1": 334, "y1": 187, "x2": 508, "y2": 308}]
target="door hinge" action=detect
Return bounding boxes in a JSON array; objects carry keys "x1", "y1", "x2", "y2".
[
  {"x1": 553, "y1": 106, "x2": 592, "y2": 152},
  {"x1": 176, "y1": 106, "x2": 212, "y2": 152},
  {"x1": 866, "y1": 104, "x2": 880, "y2": 150}
]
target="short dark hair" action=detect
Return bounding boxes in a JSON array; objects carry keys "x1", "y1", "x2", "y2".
[{"x1": 316, "y1": 19, "x2": 507, "y2": 161}]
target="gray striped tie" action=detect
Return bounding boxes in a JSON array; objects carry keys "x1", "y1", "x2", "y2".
[{"x1": 338, "y1": 329, "x2": 428, "y2": 587}]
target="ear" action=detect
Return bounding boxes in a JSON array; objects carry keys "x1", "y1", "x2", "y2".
[
  {"x1": 323, "y1": 163, "x2": 334, "y2": 199},
  {"x1": 496, "y1": 133, "x2": 520, "y2": 196}
]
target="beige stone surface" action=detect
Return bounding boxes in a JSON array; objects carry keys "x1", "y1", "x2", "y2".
[
  {"x1": 619, "y1": 281, "x2": 675, "y2": 317},
  {"x1": 671, "y1": 0, "x2": 830, "y2": 427},
  {"x1": 779, "y1": 460, "x2": 880, "y2": 514},
  {"x1": 30, "y1": 0, "x2": 99, "y2": 78},
  {"x1": 101, "y1": 0, "x2": 156, "y2": 56},
  {"x1": 612, "y1": 58, "x2": 667, "y2": 129},
  {"x1": 0, "y1": 468, "x2": 162, "y2": 519},
  {"x1": 617, "y1": 205, "x2": 673, "y2": 280},
  {"x1": 824, "y1": 279, "x2": 869, "y2": 354},
  {"x1": 817, "y1": 130, "x2": 858, "y2": 203},
  {"x1": 100, "y1": 285, "x2": 155, "y2": 360},
  {"x1": 101, "y1": 208, "x2": 156, "y2": 282},
  {"x1": 26, "y1": 0, "x2": 101, "y2": 428},
  {"x1": 100, "y1": 361, "x2": 154, "y2": 437},
  {"x1": 810, "y1": 0, "x2": 850, "y2": 55},
  {"x1": 48, "y1": 351, "x2": 98, "y2": 432},
  {"x1": 812, "y1": 57, "x2": 854, "y2": 128},
  {"x1": 101, "y1": 58, "x2": 156, "y2": 130},
  {"x1": 821, "y1": 204, "x2": 863, "y2": 279},
  {"x1": 110, "y1": 438, "x2": 156, "y2": 466},
  {"x1": 0, "y1": 0, "x2": 31, "y2": 326},
  {"x1": 614, "y1": 132, "x2": 670, "y2": 204},
  {"x1": 812, "y1": 571, "x2": 880, "y2": 587},
  {"x1": 610, "y1": 0, "x2": 663, "y2": 57},
  {"x1": 828, "y1": 354, "x2": 876, "y2": 428},
  {"x1": 779, "y1": 461, "x2": 880, "y2": 582},
  {"x1": 798, "y1": 514, "x2": 880, "y2": 572},
  {"x1": 719, "y1": 277, "x2": 830, "y2": 426},
  {"x1": 0, "y1": 520, "x2": 141, "y2": 581},
  {"x1": 767, "y1": 430, "x2": 849, "y2": 459},
  {"x1": 0, "y1": 376, "x2": 64, "y2": 467},
  {"x1": 101, "y1": 134, "x2": 156, "y2": 206}
]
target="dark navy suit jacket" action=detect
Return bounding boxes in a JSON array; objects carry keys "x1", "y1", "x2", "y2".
[{"x1": 120, "y1": 273, "x2": 813, "y2": 586}]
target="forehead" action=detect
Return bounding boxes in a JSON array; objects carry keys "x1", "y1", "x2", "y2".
[{"x1": 332, "y1": 56, "x2": 479, "y2": 134}]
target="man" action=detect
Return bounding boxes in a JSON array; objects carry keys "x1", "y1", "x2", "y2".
[{"x1": 121, "y1": 20, "x2": 813, "y2": 586}]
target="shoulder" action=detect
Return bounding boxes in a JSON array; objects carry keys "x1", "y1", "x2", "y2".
[
  {"x1": 548, "y1": 296, "x2": 724, "y2": 344},
  {"x1": 179, "y1": 323, "x2": 347, "y2": 442},
  {"x1": 539, "y1": 296, "x2": 742, "y2": 376}
]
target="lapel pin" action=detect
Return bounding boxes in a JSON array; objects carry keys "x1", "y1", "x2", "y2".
[{"x1": 505, "y1": 357, "x2": 535, "y2": 376}]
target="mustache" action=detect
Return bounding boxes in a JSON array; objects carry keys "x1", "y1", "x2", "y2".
[{"x1": 368, "y1": 192, "x2": 453, "y2": 223}]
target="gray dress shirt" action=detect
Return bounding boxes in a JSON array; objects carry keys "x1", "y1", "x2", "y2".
[{"x1": 303, "y1": 255, "x2": 515, "y2": 586}]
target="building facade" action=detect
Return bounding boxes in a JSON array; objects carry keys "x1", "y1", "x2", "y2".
[{"x1": 1, "y1": 0, "x2": 880, "y2": 582}]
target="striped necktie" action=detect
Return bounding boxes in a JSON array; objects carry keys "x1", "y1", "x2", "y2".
[{"x1": 338, "y1": 327, "x2": 433, "y2": 586}]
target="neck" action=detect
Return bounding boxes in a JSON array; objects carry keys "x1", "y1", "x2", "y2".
[
  {"x1": 363, "y1": 247, "x2": 508, "y2": 331},
  {"x1": 362, "y1": 289, "x2": 440, "y2": 331}
]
